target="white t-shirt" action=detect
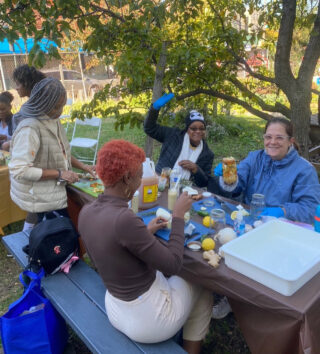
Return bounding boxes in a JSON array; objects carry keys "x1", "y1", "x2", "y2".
[{"x1": 0, "y1": 121, "x2": 9, "y2": 139}]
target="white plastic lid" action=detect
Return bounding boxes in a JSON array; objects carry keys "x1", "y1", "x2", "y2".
[{"x1": 202, "y1": 192, "x2": 212, "y2": 198}]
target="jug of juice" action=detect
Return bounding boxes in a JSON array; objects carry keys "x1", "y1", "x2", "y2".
[{"x1": 139, "y1": 158, "x2": 159, "y2": 209}]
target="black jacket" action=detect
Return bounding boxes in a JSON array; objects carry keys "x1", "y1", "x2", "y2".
[{"x1": 144, "y1": 107, "x2": 214, "y2": 187}]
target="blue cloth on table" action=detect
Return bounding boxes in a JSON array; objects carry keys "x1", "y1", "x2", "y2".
[
  {"x1": 192, "y1": 197, "x2": 253, "y2": 226},
  {"x1": 137, "y1": 207, "x2": 211, "y2": 245}
]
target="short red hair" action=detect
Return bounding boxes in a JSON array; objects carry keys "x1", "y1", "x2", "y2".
[{"x1": 96, "y1": 139, "x2": 145, "y2": 186}]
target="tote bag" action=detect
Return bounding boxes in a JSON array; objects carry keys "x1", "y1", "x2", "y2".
[{"x1": 0, "y1": 269, "x2": 68, "y2": 354}]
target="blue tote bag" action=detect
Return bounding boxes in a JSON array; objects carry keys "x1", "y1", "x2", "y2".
[{"x1": 0, "y1": 269, "x2": 68, "y2": 354}]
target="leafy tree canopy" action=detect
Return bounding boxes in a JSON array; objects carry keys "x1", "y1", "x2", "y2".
[{"x1": 0, "y1": 0, "x2": 319, "y2": 155}]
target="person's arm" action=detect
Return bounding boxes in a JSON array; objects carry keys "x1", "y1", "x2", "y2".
[
  {"x1": 9, "y1": 127, "x2": 79, "y2": 183},
  {"x1": 118, "y1": 192, "x2": 192, "y2": 275},
  {"x1": 71, "y1": 156, "x2": 96, "y2": 177},
  {"x1": 143, "y1": 106, "x2": 173, "y2": 143},
  {"x1": 144, "y1": 93, "x2": 175, "y2": 142},
  {"x1": 9, "y1": 127, "x2": 43, "y2": 182},
  {"x1": 283, "y1": 166, "x2": 320, "y2": 224},
  {"x1": 118, "y1": 213, "x2": 185, "y2": 275}
]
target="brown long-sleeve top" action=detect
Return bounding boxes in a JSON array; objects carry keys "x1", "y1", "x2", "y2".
[{"x1": 78, "y1": 194, "x2": 185, "y2": 301}]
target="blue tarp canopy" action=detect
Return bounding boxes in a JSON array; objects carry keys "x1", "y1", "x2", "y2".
[{"x1": 0, "y1": 38, "x2": 57, "y2": 54}]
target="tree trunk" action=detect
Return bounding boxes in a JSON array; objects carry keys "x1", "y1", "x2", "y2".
[
  {"x1": 290, "y1": 95, "x2": 311, "y2": 159},
  {"x1": 144, "y1": 41, "x2": 169, "y2": 158}
]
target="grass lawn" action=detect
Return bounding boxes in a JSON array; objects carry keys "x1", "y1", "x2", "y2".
[
  {"x1": 65, "y1": 113, "x2": 265, "y2": 166},
  {"x1": 1, "y1": 113, "x2": 265, "y2": 353}
]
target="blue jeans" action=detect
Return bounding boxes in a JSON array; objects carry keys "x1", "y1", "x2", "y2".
[{"x1": 36, "y1": 208, "x2": 69, "y2": 223}]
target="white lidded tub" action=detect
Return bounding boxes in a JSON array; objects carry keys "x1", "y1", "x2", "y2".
[{"x1": 220, "y1": 219, "x2": 320, "y2": 296}]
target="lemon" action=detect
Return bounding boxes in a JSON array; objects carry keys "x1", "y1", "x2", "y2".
[
  {"x1": 231, "y1": 211, "x2": 238, "y2": 220},
  {"x1": 231, "y1": 210, "x2": 249, "y2": 220},
  {"x1": 201, "y1": 238, "x2": 215, "y2": 251},
  {"x1": 202, "y1": 216, "x2": 214, "y2": 228}
]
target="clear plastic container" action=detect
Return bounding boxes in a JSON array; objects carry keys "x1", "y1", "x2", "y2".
[
  {"x1": 210, "y1": 208, "x2": 226, "y2": 231},
  {"x1": 250, "y1": 194, "x2": 265, "y2": 221}
]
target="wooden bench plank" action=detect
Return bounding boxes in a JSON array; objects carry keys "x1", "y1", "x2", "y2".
[
  {"x1": 42, "y1": 273, "x2": 142, "y2": 354},
  {"x1": 2, "y1": 232, "x2": 185, "y2": 353},
  {"x1": 2, "y1": 232, "x2": 29, "y2": 268},
  {"x1": 66, "y1": 260, "x2": 106, "y2": 312},
  {"x1": 66, "y1": 261, "x2": 186, "y2": 353}
]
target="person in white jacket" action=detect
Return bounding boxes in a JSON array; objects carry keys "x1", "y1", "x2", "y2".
[{"x1": 9, "y1": 77, "x2": 94, "y2": 222}]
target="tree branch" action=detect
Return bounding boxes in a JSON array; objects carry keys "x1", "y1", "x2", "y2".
[
  {"x1": 229, "y1": 78, "x2": 291, "y2": 118},
  {"x1": 90, "y1": 3, "x2": 125, "y2": 23},
  {"x1": 235, "y1": 57, "x2": 276, "y2": 84},
  {"x1": 298, "y1": 2, "x2": 320, "y2": 84},
  {"x1": 176, "y1": 89, "x2": 275, "y2": 121}
]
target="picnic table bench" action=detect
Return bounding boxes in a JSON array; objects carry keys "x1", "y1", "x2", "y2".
[{"x1": 2, "y1": 231, "x2": 185, "y2": 354}]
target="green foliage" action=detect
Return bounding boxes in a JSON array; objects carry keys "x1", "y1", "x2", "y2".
[{"x1": 0, "y1": 0, "x2": 318, "y2": 146}]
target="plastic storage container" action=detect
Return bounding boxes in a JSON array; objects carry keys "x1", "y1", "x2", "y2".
[{"x1": 220, "y1": 219, "x2": 320, "y2": 296}]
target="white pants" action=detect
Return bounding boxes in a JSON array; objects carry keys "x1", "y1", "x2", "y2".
[{"x1": 105, "y1": 271, "x2": 213, "y2": 343}]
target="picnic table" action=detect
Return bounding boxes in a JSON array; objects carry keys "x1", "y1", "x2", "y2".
[
  {"x1": 0, "y1": 151, "x2": 26, "y2": 232},
  {"x1": 66, "y1": 184, "x2": 320, "y2": 354}
]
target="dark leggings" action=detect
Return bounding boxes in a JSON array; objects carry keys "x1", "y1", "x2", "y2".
[{"x1": 36, "y1": 208, "x2": 69, "y2": 223}]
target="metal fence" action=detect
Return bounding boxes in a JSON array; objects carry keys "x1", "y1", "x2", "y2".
[{"x1": 0, "y1": 52, "x2": 116, "y2": 107}]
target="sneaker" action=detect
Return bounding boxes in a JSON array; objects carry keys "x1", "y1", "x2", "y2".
[{"x1": 212, "y1": 296, "x2": 232, "y2": 319}]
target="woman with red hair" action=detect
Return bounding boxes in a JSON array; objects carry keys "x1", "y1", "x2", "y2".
[{"x1": 79, "y1": 139, "x2": 213, "y2": 354}]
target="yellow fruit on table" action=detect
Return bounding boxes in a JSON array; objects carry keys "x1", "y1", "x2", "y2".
[
  {"x1": 202, "y1": 216, "x2": 214, "y2": 227},
  {"x1": 231, "y1": 211, "x2": 238, "y2": 220},
  {"x1": 201, "y1": 238, "x2": 215, "y2": 251}
]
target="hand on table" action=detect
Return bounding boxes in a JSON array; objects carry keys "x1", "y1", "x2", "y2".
[
  {"x1": 178, "y1": 160, "x2": 198, "y2": 174},
  {"x1": 61, "y1": 170, "x2": 79, "y2": 184},
  {"x1": 261, "y1": 207, "x2": 284, "y2": 218},
  {"x1": 148, "y1": 216, "x2": 168, "y2": 234},
  {"x1": 82, "y1": 164, "x2": 97, "y2": 178},
  {"x1": 152, "y1": 93, "x2": 174, "y2": 110}
]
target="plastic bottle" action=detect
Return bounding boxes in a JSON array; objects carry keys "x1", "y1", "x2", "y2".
[
  {"x1": 170, "y1": 169, "x2": 180, "y2": 189},
  {"x1": 138, "y1": 158, "x2": 159, "y2": 209},
  {"x1": 168, "y1": 188, "x2": 178, "y2": 211},
  {"x1": 234, "y1": 207, "x2": 245, "y2": 236},
  {"x1": 314, "y1": 205, "x2": 320, "y2": 233}
]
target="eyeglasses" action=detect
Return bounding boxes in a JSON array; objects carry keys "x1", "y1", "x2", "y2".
[
  {"x1": 263, "y1": 134, "x2": 290, "y2": 142},
  {"x1": 189, "y1": 127, "x2": 206, "y2": 132}
]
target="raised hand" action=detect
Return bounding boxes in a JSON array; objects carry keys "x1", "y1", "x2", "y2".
[{"x1": 152, "y1": 93, "x2": 174, "y2": 110}]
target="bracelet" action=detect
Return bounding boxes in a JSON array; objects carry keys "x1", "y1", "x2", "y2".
[{"x1": 57, "y1": 169, "x2": 62, "y2": 180}]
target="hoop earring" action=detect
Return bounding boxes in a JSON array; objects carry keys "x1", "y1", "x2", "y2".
[{"x1": 124, "y1": 186, "x2": 131, "y2": 199}]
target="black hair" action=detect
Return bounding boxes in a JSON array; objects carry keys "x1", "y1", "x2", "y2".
[
  {"x1": 0, "y1": 91, "x2": 13, "y2": 134},
  {"x1": 265, "y1": 117, "x2": 300, "y2": 152},
  {"x1": 13, "y1": 65, "x2": 46, "y2": 92},
  {"x1": 0, "y1": 91, "x2": 14, "y2": 105}
]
